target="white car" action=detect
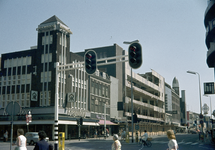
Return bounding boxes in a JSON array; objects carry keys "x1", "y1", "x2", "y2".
[{"x1": 25, "y1": 132, "x2": 49, "y2": 145}]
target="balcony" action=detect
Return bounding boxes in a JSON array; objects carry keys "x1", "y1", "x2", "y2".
[
  {"x1": 126, "y1": 98, "x2": 165, "y2": 113},
  {"x1": 126, "y1": 82, "x2": 161, "y2": 101},
  {"x1": 125, "y1": 112, "x2": 165, "y2": 122}
]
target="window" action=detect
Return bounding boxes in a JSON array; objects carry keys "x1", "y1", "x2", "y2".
[
  {"x1": 41, "y1": 53, "x2": 52, "y2": 63},
  {"x1": 42, "y1": 35, "x2": 53, "y2": 45},
  {"x1": 91, "y1": 100, "x2": 94, "y2": 111},
  {"x1": 102, "y1": 86, "x2": 105, "y2": 96},
  {"x1": 41, "y1": 71, "x2": 52, "y2": 82},
  {"x1": 106, "y1": 87, "x2": 108, "y2": 97},
  {"x1": 99, "y1": 85, "x2": 101, "y2": 96},
  {"x1": 95, "y1": 83, "x2": 98, "y2": 95}
]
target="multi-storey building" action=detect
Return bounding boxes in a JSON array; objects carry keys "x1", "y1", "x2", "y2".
[
  {"x1": 180, "y1": 90, "x2": 187, "y2": 126},
  {"x1": 125, "y1": 68, "x2": 166, "y2": 132},
  {"x1": 165, "y1": 83, "x2": 172, "y2": 112},
  {"x1": 204, "y1": 0, "x2": 215, "y2": 68},
  {"x1": 76, "y1": 44, "x2": 125, "y2": 121},
  {"x1": 0, "y1": 16, "x2": 116, "y2": 140}
]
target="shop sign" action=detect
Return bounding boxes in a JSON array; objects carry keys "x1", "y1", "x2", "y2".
[
  {"x1": 96, "y1": 114, "x2": 104, "y2": 120},
  {"x1": 67, "y1": 108, "x2": 90, "y2": 117}
]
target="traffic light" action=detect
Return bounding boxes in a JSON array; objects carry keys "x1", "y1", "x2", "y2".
[
  {"x1": 128, "y1": 43, "x2": 142, "y2": 69},
  {"x1": 133, "y1": 113, "x2": 138, "y2": 123},
  {"x1": 80, "y1": 117, "x2": 83, "y2": 125},
  {"x1": 77, "y1": 119, "x2": 80, "y2": 125},
  {"x1": 84, "y1": 50, "x2": 97, "y2": 74}
]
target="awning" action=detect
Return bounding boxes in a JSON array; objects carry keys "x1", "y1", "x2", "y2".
[
  {"x1": 58, "y1": 120, "x2": 77, "y2": 125},
  {"x1": 98, "y1": 120, "x2": 118, "y2": 125},
  {"x1": 83, "y1": 122, "x2": 100, "y2": 126}
]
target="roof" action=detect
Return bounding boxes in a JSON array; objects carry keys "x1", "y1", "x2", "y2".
[{"x1": 40, "y1": 15, "x2": 68, "y2": 27}]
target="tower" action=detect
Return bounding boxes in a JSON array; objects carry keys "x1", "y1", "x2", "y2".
[
  {"x1": 172, "y1": 77, "x2": 179, "y2": 96},
  {"x1": 33, "y1": 15, "x2": 72, "y2": 107}
]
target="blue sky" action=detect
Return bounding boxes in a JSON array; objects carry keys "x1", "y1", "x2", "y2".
[{"x1": 0, "y1": 0, "x2": 214, "y2": 116}]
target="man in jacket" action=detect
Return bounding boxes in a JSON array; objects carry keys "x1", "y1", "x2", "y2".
[{"x1": 34, "y1": 131, "x2": 51, "y2": 150}]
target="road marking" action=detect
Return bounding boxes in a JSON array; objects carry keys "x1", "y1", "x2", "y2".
[
  {"x1": 184, "y1": 142, "x2": 192, "y2": 145},
  {"x1": 191, "y1": 142, "x2": 198, "y2": 145}
]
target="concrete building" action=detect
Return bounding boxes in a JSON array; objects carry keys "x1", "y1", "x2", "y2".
[
  {"x1": 180, "y1": 90, "x2": 187, "y2": 126},
  {"x1": 171, "y1": 77, "x2": 181, "y2": 126},
  {"x1": 204, "y1": 0, "x2": 215, "y2": 68},
  {"x1": 0, "y1": 15, "x2": 118, "y2": 140}
]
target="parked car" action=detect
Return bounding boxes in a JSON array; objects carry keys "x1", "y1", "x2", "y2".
[
  {"x1": 25, "y1": 132, "x2": 49, "y2": 145},
  {"x1": 189, "y1": 130, "x2": 197, "y2": 134}
]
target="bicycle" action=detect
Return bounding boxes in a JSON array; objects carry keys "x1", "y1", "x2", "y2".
[{"x1": 138, "y1": 138, "x2": 152, "y2": 147}]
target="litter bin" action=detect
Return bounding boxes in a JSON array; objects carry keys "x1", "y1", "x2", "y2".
[{"x1": 59, "y1": 132, "x2": 65, "y2": 150}]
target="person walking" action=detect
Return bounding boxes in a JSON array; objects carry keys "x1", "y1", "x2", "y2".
[
  {"x1": 94, "y1": 130, "x2": 97, "y2": 138},
  {"x1": 111, "y1": 134, "x2": 121, "y2": 150},
  {"x1": 141, "y1": 130, "x2": 148, "y2": 146},
  {"x1": 166, "y1": 130, "x2": 179, "y2": 150},
  {"x1": 33, "y1": 131, "x2": 51, "y2": 150},
  {"x1": 13, "y1": 129, "x2": 27, "y2": 150},
  {"x1": 4, "y1": 130, "x2": 8, "y2": 142}
]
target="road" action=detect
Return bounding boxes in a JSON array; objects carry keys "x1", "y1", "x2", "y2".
[{"x1": 0, "y1": 133, "x2": 214, "y2": 150}]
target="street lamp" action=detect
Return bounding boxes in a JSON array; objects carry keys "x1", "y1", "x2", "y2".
[
  {"x1": 187, "y1": 71, "x2": 202, "y2": 114},
  {"x1": 204, "y1": 95, "x2": 212, "y2": 119}
]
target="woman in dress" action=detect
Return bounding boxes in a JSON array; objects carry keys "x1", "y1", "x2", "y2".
[
  {"x1": 166, "y1": 130, "x2": 178, "y2": 150},
  {"x1": 14, "y1": 129, "x2": 27, "y2": 150},
  {"x1": 112, "y1": 134, "x2": 121, "y2": 150}
]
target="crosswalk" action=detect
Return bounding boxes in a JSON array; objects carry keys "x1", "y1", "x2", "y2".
[{"x1": 151, "y1": 140, "x2": 205, "y2": 146}]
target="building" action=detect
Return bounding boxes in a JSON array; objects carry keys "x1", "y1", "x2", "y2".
[
  {"x1": 75, "y1": 44, "x2": 125, "y2": 121},
  {"x1": 171, "y1": 77, "x2": 181, "y2": 126},
  {"x1": 0, "y1": 15, "x2": 118, "y2": 140},
  {"x1": 165, "y1": 83, "x2": 172, "y2": 112},
  {"x1": 180, "y1": 90, "x2": 187, "y2": 126},
  {"x1": 204, "y1": 0, "x2": 215, "y2": 68}
]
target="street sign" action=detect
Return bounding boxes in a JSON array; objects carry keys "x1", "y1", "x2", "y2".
[
  {"x1": 6, "y1": 102, "x2": 21, "y2": 116},
  {"x1": 204, "y1": 82, "x2": 215, "y2": 94},
  {"x1": 199, "y1": 114, "x2": 204, "y2": 119},
  {"x1": 200, "y1": 120, "x2": 204, "y2": 124}
]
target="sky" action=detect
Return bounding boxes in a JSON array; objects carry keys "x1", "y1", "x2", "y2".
[{"x1": 0, "y1": 0, "x2": 214, "y2": 116}]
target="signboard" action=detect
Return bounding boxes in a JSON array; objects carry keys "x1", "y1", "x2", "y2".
[
  {"x1": 166, "y1": 110, "x2": 177, "y2": 114},
  {"x1": 67, "y1": 93, "x2": 76, "y2": 102},
  {"x1": 31, "y1": 90, "x2": 38, "y2": 101},
  {"x1": 204, "y1": 82, "x2": 215, "y2": 94}
]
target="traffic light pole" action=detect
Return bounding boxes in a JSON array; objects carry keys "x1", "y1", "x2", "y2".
[{"x1": 131, "y1": 68, "x2": 134, "y2": 143}]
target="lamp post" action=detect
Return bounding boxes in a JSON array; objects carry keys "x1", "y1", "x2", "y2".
[
  {"x1": 187, "y1": 71, "x2": 202, "y2": 114},
  {"x1": 187, "y1": 70, "x2": 203, "y2": 133}
]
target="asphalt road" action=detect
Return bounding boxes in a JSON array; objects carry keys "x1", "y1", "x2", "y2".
[{"x1": 1, "y1": 133, "x2": 214, "y2": 150}]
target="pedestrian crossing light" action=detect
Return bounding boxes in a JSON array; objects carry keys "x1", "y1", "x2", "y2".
[
  {"x1": 84, "y1": 50, "x2": 97, "y2": 74},
  {"x1": 128, "y1": 43, "x2": 142, "y2": 69}
]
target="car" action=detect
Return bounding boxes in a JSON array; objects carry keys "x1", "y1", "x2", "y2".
[
  {"x1": 189, "y1": 130, "x2": 197, "y2": 134},
  {"x1": 25, "y1": 132, "x2": 49, "y2": 145}
]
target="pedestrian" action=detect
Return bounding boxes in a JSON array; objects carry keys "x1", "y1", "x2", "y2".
[
  {"x1": 13, "y1": 129, "x2": 27, "y2": 150},
  {"x1": 166, "y1": 130, "x2": 179, "y2": 150},
  {"x1": 111, "y1": 134, "x2": 121, "y2": 150},
  {"x1": 33, "y1": 131, "x2": 52, "y2": 150},
  {"x1": 141, "y1": 130, "x2": 148, "y2": 146},
  {"x1": 94, "y1": 130, "x2": 97, "y2": 138},
  {"x1": 4, "y1": 130, "x2": 8, "y2": 142}
]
